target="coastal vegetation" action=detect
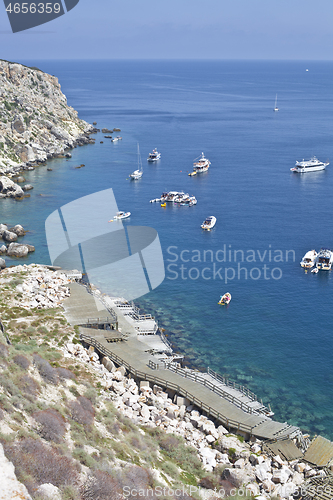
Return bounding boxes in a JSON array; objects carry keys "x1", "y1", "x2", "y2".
[{"x1": 0, "y1": 267, "x2": 228, "y2": 500}]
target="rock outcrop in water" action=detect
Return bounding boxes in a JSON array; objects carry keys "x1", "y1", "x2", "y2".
[{"x1": 0, "y1": 59, "x2": 96, "y2": 175}]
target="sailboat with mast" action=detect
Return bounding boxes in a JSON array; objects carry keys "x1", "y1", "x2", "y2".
[
  {"x1": 129, "y1": 143, "x2": 143, "y2": 180},
  {"x1": 274, "y1": 94, "x2": 279, "y2": 112}
]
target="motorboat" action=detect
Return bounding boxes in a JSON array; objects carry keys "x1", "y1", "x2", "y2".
[
  {"x1": 113, "y1": 211, "x2": 131, "y2": 220},
  {"x1": 291, "y1": 157, "x2": 329, "y2": 173},
  {"x1": 161, "y1": 191, "x2": 185, "y2": 202},
  {"x1": 218, "y1": 293, "x2": 231, "y2": 305},
  {"x1": 201, "y1": 216, "x2": 216, "y2": 230},
  {"x1": 300, "y1": 250, "x2": 317, "y2": 268},
  {"x1": 159, "y1": 191, "x2": 197, "y2": 205},
  {"x1": 111, "y1": 136, "x2": 122, "y2": 143},
  {"x1": 316, "y1": 248, "x2": 333, "y2": 270},
  {"x1": 147, "y1": 149, "x2": 161, "y2": 162},
  {"x1": 192, "y1": 152, "x2": 211, "y2": 174},
  {"x1": 129, "y1": 143, "x2": 143, "y2": 180}
]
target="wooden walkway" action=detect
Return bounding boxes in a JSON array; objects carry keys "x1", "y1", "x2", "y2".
[{"x1": 62, "y1": 283, "x2": 301, "y2": 441}]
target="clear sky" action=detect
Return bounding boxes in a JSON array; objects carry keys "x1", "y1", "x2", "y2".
[{"x1": 0, "y1": 0, "x2": 333, "y2": 60}]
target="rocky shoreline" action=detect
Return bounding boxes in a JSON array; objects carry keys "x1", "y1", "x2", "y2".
[
  {"x1": 0, "y1": 59, "x2": 97, "y2": 197},
  {"x1": 64, "y1": 341, "x2": 323, "y2": 500},
  {"x1": 0, "y1": 263, "x2": 331, "y2": 500}
]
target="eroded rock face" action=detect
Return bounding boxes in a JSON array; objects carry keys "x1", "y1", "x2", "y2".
[
  {"x1": 0, "y1": 257, "x2": 5, "y2": 269},
  {"x1": 0, "y1": 443, "x2": 32, "y2": 499},
  {"x1": 0, "y1": 176, "x2": 24, "y2": 198},
  {"x1": 0, "y1": 60, "x2": 96, "y2": 174}
]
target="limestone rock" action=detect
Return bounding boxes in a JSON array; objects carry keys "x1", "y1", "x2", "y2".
[
  {"x1": 0, "y1": 443, "x2": 32, "y2": 499},
  {"x1": 9, "y1": 224, "x2": 25, "y2": 236},
  {"x1": 0, "y1": 177, "x2": 24, "y2": 198},
  {"x1": 2, "y1": 230, "x2": 18, "y2": 242},
  {"x1": 222, "y1": 467, "x2": 255, "y2": 487},
  {"x1": 25, "y1": 244, "x2": 35, "y2": 253},
  {"x1": 0, "y1": 224, "x2": 8, "y2": 236},
  {"x1": 36, "y1": 483, "x2": 61, "y2": 500},
  {"x1": 12, "y1": 114, "x2": 25, "y2": 134},
  {"x1": 22, "y1": 184, "x2": 33, "y2": 191},
  {"x1": 0, "y1": 245, "x2": 6, "y2": 254},
  {"x1": 6, "y1": 243, "x2": 29, "y2": 257},
  {"x1": 0, "y1": 257, "x2": 5, "y2": 269}
]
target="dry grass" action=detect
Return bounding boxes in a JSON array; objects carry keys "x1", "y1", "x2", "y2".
[
  {"x1": 33, "y1": 408, "x2": 67, "y2": 443},
  {"x1": 13, "y1": 353, "x2": 31, "y2": 370},
  {"x1": 2, "y1": 437, "x2": 79, "y2": 495},
  {"x1": 69, "y1": 396, "x2": 95, "y2": 427},
  {"x1": 33, "y1": 354, "x2": 59, "y2": 385}
]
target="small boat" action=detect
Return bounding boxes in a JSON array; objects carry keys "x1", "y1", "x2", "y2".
[
  {"x1": 201, "y1": 216, "x2": 216, "y2": 231},
  {"x1": 311, "y1": 268, "x2": 319, "y2": 274},
  {"x1": 316, "y1": 248, "x2": 333, "y2": 270},
  {"x1": 112, "y1": 211, "x2": 131, "y2": 220},
  {"x1": 192, "y1": 152, "x2": 211, "y2": 174},
  {"x1": 147, "y1": 148, "x2": 161, "y2": 162},
  {"x1": 291, "y1": 157, "x2": 329, "y2": 173},
  {"x1": 129, "y1": 143, "x2": 143, "y2": 180},
  {"x1": 104, "y1": 135, "x2": 113, "y2": 138},
  {"x1": 274, "y1": 94, "x2": 279, "y2": 112},
  {"x1": 300, "y1": 250, "x2": 317, "y2": 268},
  {"x1": 111, "y1": 136, "x2": 122, "y2": 143},
  {"x1": 161, "y1": 203, "x2": 166, "y2": 207},
  {"x1": 218, "y1": 293, "x2": 231, "y2": 305}
]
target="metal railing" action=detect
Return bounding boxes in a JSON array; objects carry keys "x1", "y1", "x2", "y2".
[
  {"x1": 84, "y1": 286, "x2": 118, "y2": 323},
  {"x1": 208, "y1": 367, "x2": 259, "y2": 402},
  {"x1": 166, "y1": 365, "x2": 263, "y2": 416},
  {"x1": 79, "y1": 333, "x2": 255, "y2": 435}
]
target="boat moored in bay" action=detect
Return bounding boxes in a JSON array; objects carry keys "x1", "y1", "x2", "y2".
[
  {"x1": 218, "y1": 292, "x2": 231, "y2": 305},
  {"x1": 147, "y1": 148, "x2": 161, "y2": 162},
  {"x1": 190, "y1": 152, "x2": 211, "y2": 175},
  {"x1": 291, "y1": 157, "x2": 329, "y2": 173},
  {"x1": 129, "y1": 144, "x2": 143, "y2": 180},
  {"x1": 201, "y1": 216, "x2": 216, "y2": 230},
  {"x1": 316, "y1": 248, "x2": 333, "y2": 270},
  {"x1": 300, "y1": 249, "x2": 317, "y2": 268}
]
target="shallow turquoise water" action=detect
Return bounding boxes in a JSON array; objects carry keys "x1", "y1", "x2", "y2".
[{"x1": 3, "y1": 60, "x2": 333, "y2": 438}]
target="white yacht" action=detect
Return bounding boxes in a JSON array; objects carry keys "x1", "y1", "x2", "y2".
[
  {"x1": 113, "y1": 211, "x2": 131, "y2": 220},
  {"x1": 147, "y1": 149, "x2": 161, "y2": 162},
  {"x1": 291, "y1": 157, "x2": 329, "y2": 173},
  {"x1": 192, "y1": 152, "x2": 211, "y2": 174},
  {"x1": 129, "y1": 144, "x2": 143, "y2": 180},
  {"x1": 201, "y1": 216, "x2": 216, "y2": 230},
  {"x1": 300, "y1": 250, "x2": 317, "y2": 268},
  {"x1": 161, "y1": 191, "x2": 184, "y2": 202},
  {"x1": 316, "y1": 248, "x2": 333, "y2": 270}
]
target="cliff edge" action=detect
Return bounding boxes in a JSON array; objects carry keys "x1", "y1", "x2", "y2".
[{"x1": 0, "y1": 60, "x2": 95, "y2": 174}]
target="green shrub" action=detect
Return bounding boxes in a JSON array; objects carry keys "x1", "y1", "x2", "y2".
[{"x1": 72, "y1": 448, "x2": 96, "y2": 468}]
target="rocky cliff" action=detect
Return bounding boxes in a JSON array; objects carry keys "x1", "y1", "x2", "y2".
[{"x1": 0, "y1": 59, "x2": 95, "y2": 175}]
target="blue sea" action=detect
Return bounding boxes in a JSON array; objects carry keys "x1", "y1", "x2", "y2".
[{"x1": 2, "y1": 60, "x2": 333, "y2": 438}]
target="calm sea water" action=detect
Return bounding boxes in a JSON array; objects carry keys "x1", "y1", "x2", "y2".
[{"x1": 2, "y1": 60, "x2": 333, "y2": 438}]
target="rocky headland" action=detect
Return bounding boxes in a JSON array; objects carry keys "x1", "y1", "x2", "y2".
[{"x1": 0, "y1": 59, "x2": 96, "y2": 198}]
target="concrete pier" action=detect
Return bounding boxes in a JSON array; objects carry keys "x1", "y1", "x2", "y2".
[{"x1": 62, "y1": 283, "x2": 301, "y2": 441}]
